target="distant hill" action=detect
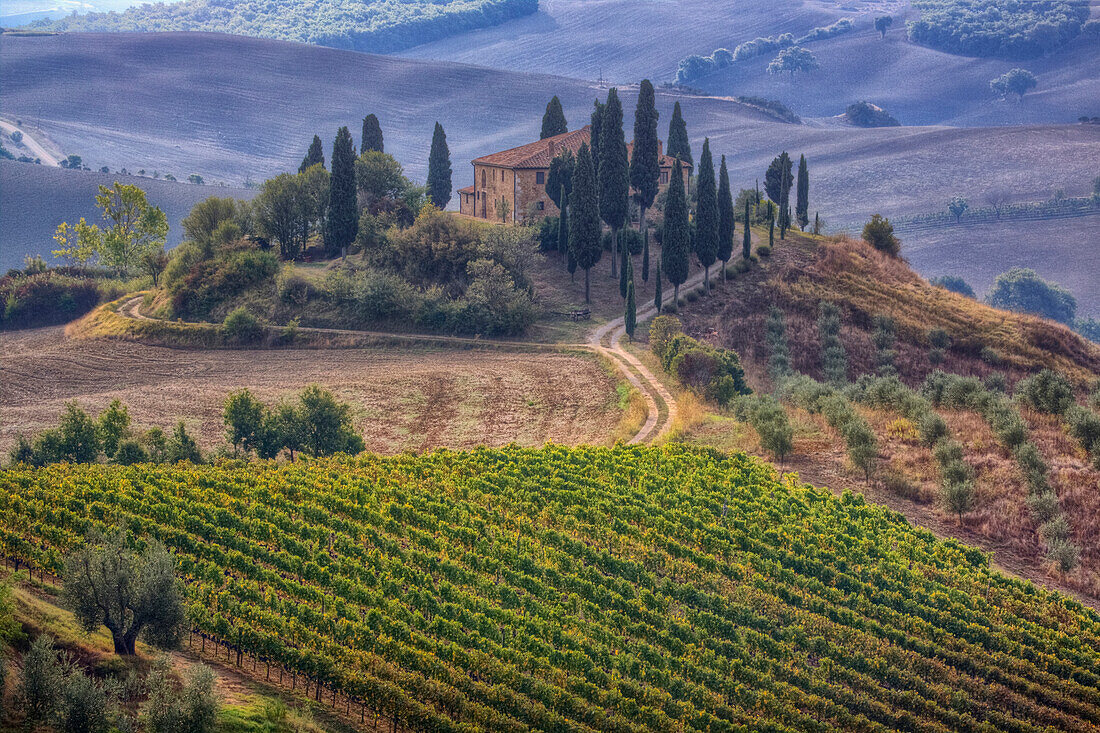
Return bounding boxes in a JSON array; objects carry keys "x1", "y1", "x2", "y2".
[
  {"x1": 0, "y1": 160, "x2": 255, "y2": 272},
  {"x1": 28, "y1": 0, "x2": 537, "y2": 53}
]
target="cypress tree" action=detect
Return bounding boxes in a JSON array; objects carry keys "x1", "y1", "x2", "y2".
[
  {"x1": 541, "y1": 96, "x2": 568, "y2": 139},
  {"x1": 630, "y1": 79, "x2": 660, "y2": 264},
  {"x1": 323, "y1": 126, "x2": 357, "y2": 258},
  {"x1": 426, "y1": 122, "x2": 452, "y2": 209},
  {"x1": 546, "y1": 150, "x2": 575, "y2": 209},
  {"x1": 694, "y1": 138, "x2": 718, "y2": 294},
  {"x1": 742, "y1": 198, "x2": 752, "y2": 259},
  {"x1": 625, "y1": 272, "x2": 637, "y2": 340},
  {"x1": 717, "y1": 155, "x2": 734, "y2": 280},
  {"x1": 300, "y1": 135, "x2": 324, "y2": 173},
  {"x1": 569, "y1": 142, "x2": 602, "y2": 303},
  {"x1": 599, "y1": 88, "x2": 629, "y2": 280},
  {"x1": 796, "y1": 154, "x2": 810, "y2": 230},
  {"x1": 557, "y1": 184, "x2": 569, "y2": 261},
  {"x1": 589, "y1": 100, "x2": 605, "y2": 173},
  {"x1": 667, "y1": 101, "x2": 692, "y2": 168},
  {"x1": 661, "y1": 159, "x2": 690, "y2": 307},
  {"x1": 814, "y1": 211, "x2": 820, "y2": 235},
  {"x1": 769, "y1": 204, "x2": 775, "y2": 246},
  {"x1": 619, "y1": 236, "x2": 629, "y2": 298},
  {"x1": 642, "y1": 233, "x2": 650, "y2": 283},
  {"x1": 361, "y1": 114, "x2": 384, "y2": 153},
  {"x1": 654, "y1": 263, "x2": 663, "y2": 313},
  {"x1": 764, "y1": 152, "x2": 793, "y2": 206}
]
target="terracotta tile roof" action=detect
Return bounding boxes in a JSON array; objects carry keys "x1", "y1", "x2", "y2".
[
  {"x1": 472, "y1": 126, "x2": 694, "y2": 171},
  {"x1": 458, "y1": 185, "x2": 475, "y2": 194}
]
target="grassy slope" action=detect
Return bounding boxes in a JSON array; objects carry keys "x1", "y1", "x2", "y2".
[{"x1": 2, "y1": 446, "x2": 1099, "y2": 731}]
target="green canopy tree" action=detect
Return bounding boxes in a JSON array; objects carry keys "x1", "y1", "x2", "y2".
[
  {"x1": 874, "y1": 15, "x2": 892, "y2": 38},
  {"x1": 742, "y1": 197, "x2": 752, "y2": 259},
  {"x1": 795, "y1": 154, "x2": 809, "y2": 230},
  {"x1": 662, "y1": 159, "x2": 690, "y2": 307},
  {"x1": 53, "y1": 183, "x2": 169, "y2": 276},
  {"x1": 717, "y1": 155, "x2": 734, "y2": 279},
  {"x1": 667, "y1": 101, "x2": 692, "y2": 168},
  {"x1": 599, "y1": 88, "x2": 629, "y2": 280},
  {"x1": 694, "y1": 138, "x2": 718, "y2": 293},
  {"x1": 545, "y1": 149, "x2": 575, "y2": 209},
  {"x1": 630, "y1": 79, "x2": 660, "y2": 266},
  {"x1": 569, "y1": 143, "x2": 602, "y2": 303},
  {"x1": 540, "y1": 96, "x2": 568, "y2": 139},
  {"x1": 361, "y1": 114, "x2": 384, "y2": 153},
  {"x1": 323, "y1": 126, "x2": 358, "y2": 257},
  {"x1": 427, "y1": 121, "x2": 452, "y2": 209},
  {"x1": 299, "y1": 135, "x2": 325, "y2": 172},
  {"x1": 764, "y1": 152, "x2": 793, "y2": 207}
]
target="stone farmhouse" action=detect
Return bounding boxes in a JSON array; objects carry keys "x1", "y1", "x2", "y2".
[{"x1": 458, "y1": 125, "x2": 692, "y2": 223}]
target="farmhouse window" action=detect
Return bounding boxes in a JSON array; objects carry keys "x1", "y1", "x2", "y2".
[
  {"x1": 481, "y1": 170, "x2": 486, "y2": 186},
  {"x1": 661, "y1": 170, "x2": 669, "y2": 185},
  {"x1": 536, "y1": 171, "x2": 545, "y2": 184}
]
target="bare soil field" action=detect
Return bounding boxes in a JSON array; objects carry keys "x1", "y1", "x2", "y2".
[{"x1": 0, "y1": 327, "x2": 622, "y2": 455}]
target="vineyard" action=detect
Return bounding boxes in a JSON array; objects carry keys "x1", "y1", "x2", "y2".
[{"x1": 2, "y1": 445, "x2": 1100, "y2": 732}]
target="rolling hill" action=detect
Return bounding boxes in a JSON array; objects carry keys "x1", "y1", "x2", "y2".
[
  {"x1": 1, "y1": 32, "x2": 1097, "y2": 311},
  {"x1": 0, "y1": 159, "x2": 256, "y2": 272}
]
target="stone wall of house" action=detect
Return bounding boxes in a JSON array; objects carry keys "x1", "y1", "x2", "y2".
[
  {"x1": 515, "y1": 168, "x2": 557, "y2": 223},
  {"x1": 472, "y1": 164, "x2": 517, "y2": 222}
]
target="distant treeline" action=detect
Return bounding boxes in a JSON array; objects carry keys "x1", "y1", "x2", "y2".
[
  {"x1": 894, "y1": 195, "x2": 1099, "y2": 232},
  {"x1": 907, "y1": 0, "x2": 1092, "y2": 59},
  {"x1": 31, "y1": 0, "x2": 538, "y2": 53},
  {"x1": 676, "y1": 18, "x2": 853, "y2": 84}
]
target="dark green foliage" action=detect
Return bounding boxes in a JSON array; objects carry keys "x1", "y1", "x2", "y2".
[
  {"x1": 545, "y1": 150, "x2": 575, "y2": 209},
  {"x1": 619, "y1": 241, "x2": 629, "y2": 299},
  {"x1": 113, "y1": 439, "x2": 148, "y2": 465},
  {"x1": 716, "y1": 156, "x2": 734, "y2": 273},
  {"x1": 642, "y1": 231, "x2": 650, "y2": 283},
  {"x1": 986, "y1": 267, "x2": 1076, "y2": 325},
  {"x1": 872, "y1": 315, "x2": 898, "y2": 377},
  {"x1": 297, "y1": 384, "x2": 365, "y2": 457},
  {"x1": 875, "y1": 15, "x2": 893, "y2": 37},
  {"x1": 1066, "y1": 406, "x2": 1100, "y2": 467},
  {"x1": 427, "y1": 121, "x2": 452, "y2": 209},
  {"x1": 59, "y1": 671, "x2": 113, "y2": 733},
  {"x1": 1014, "y1": 369, "x2": 1075, "y2": 414},
  {"x1": 223, "y1": 388, "x2": 268, "y2": 455},
  {"x1": 166, "y1": 422, "x2": 203, "y2": 463},
  {"x1": 599, "y1": 88, "x2": 629, "y2": 279},
  {"x1": 795, "y1": 154, "x2": 809, "y2": 230},
  {"x1": 740, "y1": 395, "x2": 793, "y2": 463},
  {"x1": 661, "y1": 159, "x2": 690, "y2": 304},
  {"x1": 654, "y1": 263, "x2": 662, "y2": 313},
  {"x1": 569, "y1": 143, "x2": 602, "y2": 304},
  {"x1": 765, "y1": 307, "x2": 792, "y2": 382},
  {"x1": 557, "y1": 187, "x2": 569, "y2": 258},
  {"x1": 666, "y1": 101, "x2": 692, "y2": 168},
  {"x1": 0, "y1": 271, "x2": 114, "y2": 331},
  {"x1": 630, "y1": 79, "x2": 660, "y2": 239},
  {"x1": 907, "y1": 0, "x2": 1089, "y2": 58},
  {"x1": 299, "y1": 134, "x2": 325, "y2": 173},
  {"x1": 625, "y1": 274, "x2": 636, "y2": 340},
  {"x1": 540, "y1": 96, "x2": 568, "y2": 140},
  {"x1": 650, "y1": 316, "x2": 750, "y2": 405},
  {"x1": 990, "y1": 68, "x2": 1038, "y2": 99},
  {"x1": 764, "y1": 152, "x2": 793, "y2": 206},
  {"x1": 361, "y1": 114, "x2": 384, "y2": 153},
  {"x1": 1075, "y1": 317, "x2": 1100, "y2": 343},
  {"x1": 930, "y1": 275, "x2": 975, "y2": 298},
  {"x1": 323, "y1": 126, "x2": 358, "y2": 257},
  {"x1": 767, "y1": 45, "x2": 819, "y2": 76},
  {"x1": 222, "y1": 306, "x2": 265, "y2": 344},
  {"x1": 170, "y1": 248, "x2": 281, "y2": 321},
  {"x1": 589, "y1": 101, "x2": 605, "y2": 171},
  {"x1": 32, "y1": 0, "x2": 540, "y2": 54},
  {"x1": 18, "y1": 635, "x2": 68, "y2": 724},
  {"x1": 862, "y1": 214, "x2": 900, "y2": 256},
  {"x1": 818, "y1": 302, "x2": 847, "y2": 386},
  {"x1": 693, "y1": 138, "x2": 718, "y2": 293},
  {"x1": 742, "y1": 198, "x2": 751, "y2": 260},
  {"x1": 845, "y1": 101, "x2": 901, "y2": 127},
  {"x1": 96, "y1": 399, "x2": 130, "y2": 459}
]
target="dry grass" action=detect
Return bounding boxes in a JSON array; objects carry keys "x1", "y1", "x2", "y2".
[{"x1": 0, "y1": 327, "x2": 621, "y2": 456}]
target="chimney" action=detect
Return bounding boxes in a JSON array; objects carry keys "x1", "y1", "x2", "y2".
[
  {"x1": 547, "y1": 139, "x2": 557, "y2": 157},
  {"x1": 658, "y1": 139, "x2": 664, "y2": 156}
]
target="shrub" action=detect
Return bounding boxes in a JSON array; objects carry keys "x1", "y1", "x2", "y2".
[
  {"x1": 756, "y1": 245, "x2": 772, "y2": 257},
  {"x1": 277, "y1": 272, "x2": 318, "y2": 305},
  {"x1": 918, "y1": 412, "x2": 949, "y2": 447},
  {"x1": 1013, "y1": 442, "x2": 1049, "y2": 493},
  {"x1": 929, "y1": 275, "x2": 975, "y2": 298},
  {"x1": 1014, "y1": 369, "x2": 1074, "y2": 415},
  {"x1": 943, "y1": 480, "x2": 974, "y2": 520},
  {"x1": 649, "y1": 315, "x2": 683, "y2": 362},
  {"x1": 0, "y1": 272, "x2": 104, "y2": 330},
  {"x1": 765, "y1": 307, "x2": 792, "y2": 382},
  {"x1": 1047, "y1": 539, "x2": 1080, "y2": 572},
  {"x1": 881, "y1": 471, "x2": 920, "y2": 500},
  {"x1": 845, "y1": 101, "x2": 900, "y2": 128},
  {"x1": 222, "y1": 307, "x2": 265, "y2": 344},
  {"x1": 113, "y1": 439, "x2": 148, "y2": 465},
  {"x1": 887, "y1": 418, "x2": 919, "y2": 443},
  {"x1": 59, "y1": 671, "x2": 113, "y2": 733},
  {"x1": 741, "y1": 396, "x2": 794, "y2": 463},
  {"x1": 1026, "y1": 492, "x2": 1061, "y2": 523},
  {"x1": 986, "y1": 267, "x2": 1076, "y2": 325},
  {"x1": 1065, "y1": 406, "x2": 1100, "y2": 465},
  {"x1": 862, "y1": 214, "x2": 900, "y2": 256}
]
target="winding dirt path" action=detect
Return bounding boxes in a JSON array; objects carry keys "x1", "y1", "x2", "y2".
[{"x1": 0, "y1": 117, "x2": 62, "y2": 166}]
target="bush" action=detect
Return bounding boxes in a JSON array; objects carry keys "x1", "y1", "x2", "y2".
[
  {"x1": 943, "y1": 480, "x2": 974, "y2": 519},
  {"x1": 59, "y1": 671, "x2": 113, "y2": 733},
  {"x1": 222, "y1": 307, "x2": 265, "y2": 344},
  {"x1": 986, "y1": 267, "x2": 1076, "y2": 325},
  {"x1": 0, "y1": 272, "x2": 105, "y2": 330},
  {"x1": 649, "y1": 315, "x2": 683, "y2": 362},
  {"x1": 113, "y1": 439, "x2": 148, "y2": 465},
  {"x1": 862, "y1": 214, "x2": 900, "y2": 256},
  {"x1": 1066, "y1": 406, "x2": 1100, "y2": 465},
  {"x1": 1046, "y1": 539, "x2": 1080, "y2": 572},
  {"x1": 929, "y1": 275, "x2": 975, "y2": 298},
  {"x1": 1026, "y1": 491, "x2": 1060, "y2": 523},
  {"x1": 845, "y1": 101, "x2": 900, "y2": 127},
  {"x1": 170, "y1": 248, "x2": 280, "y2": 321},
  {"x1": 918, "y1": 412, "x2": 948, "y2": 447},
  {"x1": 756, "y1": 245, "x2": 772, "y2": 257},
  {"x1": 1014, "y1": 369, "x2": 1074, "y2": 414},
  {"x1": 881, "y1": 471, "x2": 920, "y2": 500},
  {"x1": 741, "y1": 396, "x2": 794, "y2": 463}
]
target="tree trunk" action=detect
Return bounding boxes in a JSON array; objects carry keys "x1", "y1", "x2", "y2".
[
  {"x1": 610, "y1": 227, "x2": 618, "y2": 278},
  {"x1": 704, "y1": 265, "x2": 709, "y2": 294},
  {"x1": 673, "y1": 283, "x2": 680, "y2": 310},
  {"x1": 722, "y1": 259, "x2": 727, "y2": 281}
]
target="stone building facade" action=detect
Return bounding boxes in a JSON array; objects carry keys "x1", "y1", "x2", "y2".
[{"x1": 458, "y1": 126, "x2": 692, "y2": 223}]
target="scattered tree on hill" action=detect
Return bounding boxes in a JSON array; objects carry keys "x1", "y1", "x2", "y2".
[
  {"x1": 874, "y1": 15, "x2": 892, "y2": 38},
  {"x1": 662, "y1": 159, "x2": 691, "y2": 307},
  {"x1": 987, "y1": 267, "x2": 1076, "y2": 325},
  {"x1": 930, "y1": 275, "x2": 975, "y2": 298},
  {"x1": 569, "y1": 143, "x2": 602, "y2": 304},
  {"x1": 666, "y1": 101, "x2": 692, "y2": 168},
  {"x1": 17, "y1": 636, "x2": 69, "y2": 726},
  {"x1": 141, "y1": 245, "x2": 169, "y2": 286},
  {"x1": 589, "y1": 100, "x2": 605, "y2": 171},
  {"x1": 599, "y1": 88, "x2": 630, "y2": 280},
  {"x1": 427, "y1": 122, "x2": 452, "y2": 209},
  {"x1": 53, "y1": 182, "x2": 168, "y2": 276},
  {"x1": 630, "y1": 80, "x2": 660, "y2": 267},
  {"x1": 694, "y1": 138, "x2": 718, "y2": 293},
  {"x1": 297, "y1": 385, "x2": 365, "y2": 457},
  {"x1": 717, "y1": 155, "x2": 734, "y2": 280},
  {"x1": 144, "y1": 656, "x2": 219, "y2": 733},
  {"x1": 224, "y1": 389, "x2": 268, "y2": 456},
  {"x1": 355, "y1": 150, "x2": 410, "y2": 204},
  {"x1": 540, "y1": 95, "x2": 568, "y2": 139},
  {"x1": 1015, "y1": 369, "x2": 1075, "y2": 415},
  {"x1": 361, "y1": 114, "x2": 384, "y2": 153},
  {"x1": 323, "y1": 126, "x2": 358, "y2": 257},
  {"x1": 873, "y1": 315, "x2": 898, "y2": 377},
  {"x1": 948, "y1": 196, "x2": 969, "y2": 222},
  {"x1": 990, "y1": 68, "x2": 1038, "y2": 100},
  {"x1": 764, "y1": 152, "x2": 793, "y2": 207},
  {"x1": 742, "y1": 198, "x2": 752, "y2": 260},
  {"x1": 545, "y1": 149, "x2": 575, "y2": 210},
  {"x1": 765, "y1": 307, "x2": 792, "y2": 382},
  {"x1": 818, "y1": 302, "x2": 847, "y2": 385},
  {"x1": 166, "y1": 422, "x2": 203, "y2": 463},
  {"x1": 255, "y1": 170, "x2": 322, "y2": 260},
  {"x1": 768, "y1": 201, "x2": 775, "y2": 246},
  {"x1": 767, "y1": 46, "x2": 819, "y2": 77},
  {"x1": 862, "y1": 214, "x2": 900, "y2": 256},
  {"x1": 795, "y1": 154, "x2": 809, "y2": 230},
  {"x1": 63, "y1": 528, "x2": 185, "y2": 655},
  {"x1": 300, "y1": 134, "x2": 325, "y2": 172}
]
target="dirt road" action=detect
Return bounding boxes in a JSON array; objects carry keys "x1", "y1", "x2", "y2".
[{"x1": 0, "y1": 118, "x2": 61, "y2": 166}]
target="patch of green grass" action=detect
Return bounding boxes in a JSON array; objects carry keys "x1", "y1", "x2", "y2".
[{"x1": 217, "y1": 696, "x2": 332, "y2": 733}]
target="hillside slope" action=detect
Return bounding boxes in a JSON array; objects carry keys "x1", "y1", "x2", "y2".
[{"x1": 2, "y1": 445, "x2": 1099, "y2": 732}]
